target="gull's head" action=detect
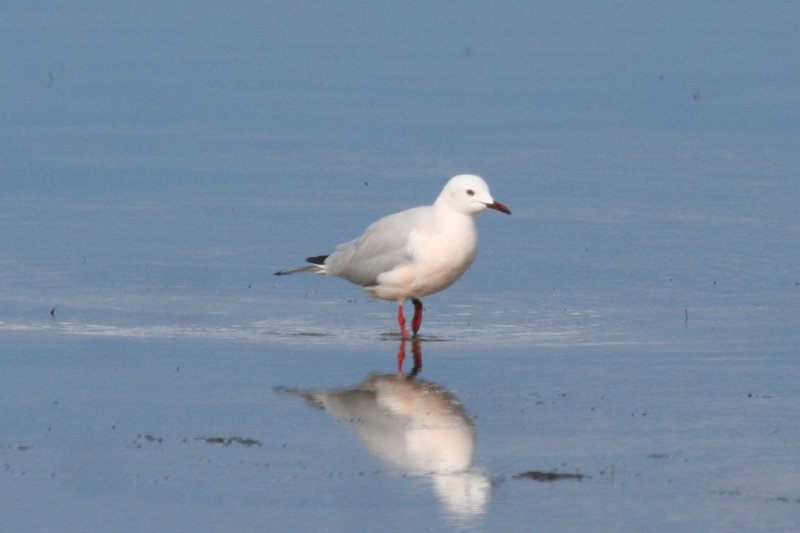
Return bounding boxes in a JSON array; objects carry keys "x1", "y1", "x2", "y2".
[{"x1": 438, "y1": 174, "x2": 511, "y2": 216}]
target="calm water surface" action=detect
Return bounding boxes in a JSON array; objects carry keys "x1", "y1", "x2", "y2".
[{"x1": 1, "y1": 2, "x2": 799, "y2": 531}]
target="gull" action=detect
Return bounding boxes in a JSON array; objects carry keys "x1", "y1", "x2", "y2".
[{"x1": 274, "y1": 174, "x2": 511, "y2": 338}]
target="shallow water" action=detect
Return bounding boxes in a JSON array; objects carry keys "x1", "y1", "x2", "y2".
[
  {"x1": 2, "y1": 335, "x2": 798, "y2": 532},
  {"x1": 2, "y1": 2, "x2": 799, "y2": 532}
]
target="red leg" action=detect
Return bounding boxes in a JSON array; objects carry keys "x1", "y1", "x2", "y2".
[
  {"x1": 411, "y1": 298, "x2": 423, "y2": 337},
  {"x1": 397, "y1": 302, "x2": 408, "y2": 339}
]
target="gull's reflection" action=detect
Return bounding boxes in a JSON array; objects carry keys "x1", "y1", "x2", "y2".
[{"x1": 282, "y1": 340, "x2": 489, "y2": 522}]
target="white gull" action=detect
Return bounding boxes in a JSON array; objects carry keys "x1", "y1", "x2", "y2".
[{"x1": 274, "y1": 174, "x2": 511, "y2": 338}]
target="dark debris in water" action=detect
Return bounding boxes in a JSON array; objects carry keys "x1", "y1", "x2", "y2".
[
  {"x1": 196, "y1": 436, "x2": 263, "y2": 447},
  {"x1": 513, "y1": 470, "x2": 586, "y2": 482},
  {"x1": 646, "y1": 453, "x2": 670, "y2": 459},
  {"x1": 769, "y1": 496, "x2": 800, "y2": 504}
]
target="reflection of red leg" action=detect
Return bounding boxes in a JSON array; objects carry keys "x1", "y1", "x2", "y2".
[
  {"x1": 411, "y1": 299, "x2": 423, "y2": 337},
  {"x1": 397, "y1": 303, "x2": 408, "y2": 339},
  {"x1": 396, "y1": 339, "x2": 407, "y2": 373},
  {"x1": 411, "y1": 340, "x2": 422, "y2": 374}
]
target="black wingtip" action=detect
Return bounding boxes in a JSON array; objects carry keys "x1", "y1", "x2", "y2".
[{"x1": 306, "y1": 255, "x2": 328, "y2": 265}]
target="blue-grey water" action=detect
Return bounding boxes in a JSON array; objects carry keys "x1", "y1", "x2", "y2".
[{"x1": 2, "y1": 2, "x2": 799, "y2": 532}]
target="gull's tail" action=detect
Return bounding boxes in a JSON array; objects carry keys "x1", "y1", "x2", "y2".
[{"x1": 274, "y1": 255, "x2": 328, "y2": 276}]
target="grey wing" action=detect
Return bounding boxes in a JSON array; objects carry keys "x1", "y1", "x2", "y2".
[{"x1": 324, "y1": 207, "x2": 427, "y2": 286}]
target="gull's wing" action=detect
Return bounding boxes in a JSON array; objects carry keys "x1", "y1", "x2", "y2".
[{"x1": 324, "y1": 206, "x2": 430, "y2": 287}]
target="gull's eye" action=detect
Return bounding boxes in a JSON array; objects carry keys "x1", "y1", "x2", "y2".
[{"x1": 466, "y1": 189, "x2": 475, "y2": 196}]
